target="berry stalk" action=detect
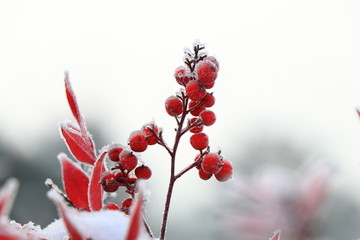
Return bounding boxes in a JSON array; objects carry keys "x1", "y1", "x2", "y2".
[
  {"x1": 160, "y1": 92, "x2": 189, "y2": 240},
  {"x1": 157, "y1": 43, "x2": 234, "y2": 239}
]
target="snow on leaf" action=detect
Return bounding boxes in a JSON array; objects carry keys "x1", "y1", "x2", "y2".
[
  {"x1": 60, "y1": 122, "x2": 96, "y2": 165},
  {"x1": 47, "y1": 189, "x2": 85, "y2": 240},
  {"x1": 88, "y1": 151, "x2": 107, "y2": 211},
  {"x1": 269, "y1": 230, "x2": 281, "y2": 240},
  {"x1": 0, "y1": 178, "x2": 19, "y2": 218},
  {"x1": 0, "y1": 222, "x2": 25, "y2": 240},
  {"x1": 46, "y1": 190, "x2": 131, "y2": 240},
  {"x1": 8, "y1": 221, "x2": 46, "y2": 240},
  {"x1": 59, "y1": 153, "x2": 90, "y2": 211},
  {"x1": 125, "y1": 183, "x2": 144, "y2": 240}
]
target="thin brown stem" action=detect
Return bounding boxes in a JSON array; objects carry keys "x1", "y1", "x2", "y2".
[
  {"x1": 159, "y1": 44, "x2": 206, "y2": 239},
  {"x1": 143, "y1": 216, "x2": 154, "y2": 238},
  {"x1": 159, "y1": 95, "x2": 189, "y2": 240}
]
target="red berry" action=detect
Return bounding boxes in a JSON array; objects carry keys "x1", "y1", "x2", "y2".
[
  {"x1": 199, "y1": 110, "x2": 216, "y2": 126},
  {"x1": 198, "y1": 169, "x2": 212, "y2": 180},
  {"x1": 185, "y1": 80, "x2": 206, "y2": 101},
  {"x1": 201, "y1": 153, "x2": 222, "y2": 174},
  {"x1": 121, "y1": 198, "x2": 133, "y2": 215},
  {"x1": 190, "y1": 118, "x2": 203, "y2": 133},
  {"x1": 108, "y1": 143, "x2": 125, "y2": 162},
  {"x1": 204, "y1": 56, "x2": 219, "y2": 69},
  {"x1": 201, "y1": 93, "x2": 215, "y2": 108},
  {"x1": 188, "y1": 100, "x2": 206, "y2": 116},
  {"x1": 190, "y1": 132, "x2": 209, "y2": 150},
  {"x1": 215, "y1": 159, "x2": 233, "y2": 182},
  {"x1": 129, "y1": 130, "x2": 148, "y2": 152},
  {"x1": 100, "y1": 172, "x2": 119, "y2": 192},
  {"x1": 201, "y1": 81, "x2": 215, "y2": 89},
  {"x1": 119, "y1": 150, "x2": 138, "y2": 171},
  {"x1": 142, "y1": 123, "x2": 159, "y2": 145},
  {"x1": 174, "y1": 66, "x2": 192, "y2": 85},
  {"x1": 196, "y1": 60, "x2": 218, "y2": 89},
  {"x1": 165, "y1": 96, "x2": 183, "y2": 116},
  {"x1": 135, "y1": 165, "x2": 152, "y2": 179},
  {"x1": 128, "y1": 177, "x2": 137, "y2": 185},
  {"x1": 105, "y1": 202, "x2": 120, "y2": 210}
]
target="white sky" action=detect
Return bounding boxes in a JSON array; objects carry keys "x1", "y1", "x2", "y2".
[{"x1": 1, "y1": 0, "x2": 360, "y2": 200}]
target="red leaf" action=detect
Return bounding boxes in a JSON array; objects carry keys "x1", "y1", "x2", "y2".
[
  {"x1": 125, "y1": 185, "x2": 143, "y2": 240},
  {"x1": 59, "y1": 153, "x2": 90, "y2": 211},
  {"x1": 60, "y1": 123, "x2": 96, "y2": 165},
  {"x1": 0, "y1": 178, "x2": 19, "y2": 217},
  {"x1": 88, "y1": 151, "x2": 107, "y2": 211},
  {"x1": 47, "y1": 190, "x2": 84, "y2": 240},
  {"x1": 269, "y1": 230, "x2": 281, "y2": 240},
  {"x1": 65, "y1": 72, "x2": 82, "y2": 127},
  {"x1": 64, "y1": 73, "x2": 96, "y2": 164}
]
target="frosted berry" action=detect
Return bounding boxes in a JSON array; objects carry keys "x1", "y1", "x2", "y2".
[
  {"x1": 190, "y1": 132, "x2": 209, "y2": 150},
  {"x1": 188, "y1": 100, "x2": 206, "y2": 116},
  {"x1": 108, "y1": 143, "x2": 125, "y2": 162},
  {"x1": 128, "y1": 177, "x2": 137, "y2": 185},
  {"x1": 214, "y1": 159, "x2": 233, "y2": 182},
  {"x1": 105, "y1": 202, "x2": 120, "y2": 210},
  {"x1": 201, "y1": 80, "x2": 215, "y2": 89},
  {"x1": 196, "y1": 60, "x2": 218, "y2": 89},
  {"x1": 204, "y1": 56, "x2": 219, "y2": 69},
  {"x1": 119, "y1": 150, "x2": 138, "y2": 171},
  {"x1": 101, "y1": 172, "x2": 119, "y2": 192},
  {"x1": 199, "y1": 110, "x2": 216, "y2": 126},
  {"x1": 165, "y1": 96, "x2": 183, "y2": 116},
  {"x1": 185, "y1": 80, "x2": 206, "y2": 101},
  {"x1": 135, "y1": 165, "x2": 152, "y2": 179},
  {"x1": 190, "y1": 118, "x2": 203, "y2": 133},
  {"x1": 129, "y1": 130, "x2": 148, "y2": 152},
  {"x1": 174, "y1": 66, "x2": 192, "y2": 85},
  {"x1": 201, "y1": 153, "x2": 222, "y2": 174},
  {"x1": 201, "y1": 93, "x2": 215, "y2": 108},
  {"x1": 121, "y1": 198, "x2": 133, "y2": 215},
  {"x1": 198, "y1": 169, "x2": 212, "y2": 180},
  {"x1": 142, "y1": 123, "x2": 159, "y2": 145}
]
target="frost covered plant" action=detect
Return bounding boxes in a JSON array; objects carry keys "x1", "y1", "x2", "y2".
[
  {"x1": 56, "y1": 43, "x2": 233, "y2": 239},
  {"x1": 56, "y1": 42, "x2": 235, "y2": 239},
  {"x1": 0, "y1": 43, "x2": 236, "y2": 240}
]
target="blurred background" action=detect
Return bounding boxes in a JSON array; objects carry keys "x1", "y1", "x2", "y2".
[{"x1": 1, "y1": 0, "x2": 360, "y2": 239}]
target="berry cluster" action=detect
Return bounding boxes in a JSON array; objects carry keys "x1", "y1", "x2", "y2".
[
  {"x1": 194, "y1": 151, "x2": 233, "y2": 182},
  {"x1": 88, "y1": 43, "x2": 231, "y2": 239},
  {"x1": 100, "y1": 123, "x2": 158, "y2": 214},
  {"x1": 165, "y1": 43, "x2": 233, "y2": 181}
]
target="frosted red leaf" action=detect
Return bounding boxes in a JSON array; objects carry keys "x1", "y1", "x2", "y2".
[
  {"x1": 59, "y1": 153, "x2": 90, "y2": 211},
  {"x1": 60, "y1": 123, "x2": 96, "y2": 165},
  {"x1": 65, "y1": 72, "x2": 82, "y2": 126},
  {"x1": 125, "y1": 185, "x2": 144, "y2": 240},
  {"x1": 269, "y1": 230, "x2": 281, "y2": 240},
  {"x1": 64, "y1": 73, "x2": 96, "y2": 165},
  {"x1": 88, "y1": 151, "x2": 107, "y2": 211},
  {"x1": 0, "y1": 178, "x2": 19, "y2": 217}
]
